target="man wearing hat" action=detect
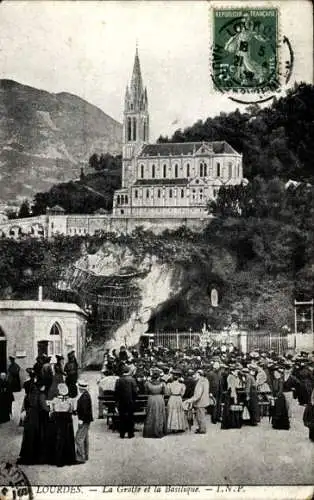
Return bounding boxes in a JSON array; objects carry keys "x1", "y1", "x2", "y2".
[
  {"x1": 7, "y1": 356, "x2": 21, "y2": 393},
  {"x1": 207, "y1": 362, "x2": 223, "y2": 424},
  {"x1": 75, "y1": 380, "x2": 93, "y2": 463},
  {"x1": 64, "y1": 351, "x2": 79, "y2": 399},
  {"x1": 186, "y1": 370, "x2": 210, "y2": 434},
  {"x1": 114, "y1": 365, "x2": 138, "y2": 439}
]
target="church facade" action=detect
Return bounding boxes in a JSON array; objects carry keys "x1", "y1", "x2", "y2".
[{"x1": 113, "y1": 49, "x2": 244, "y2": 218}]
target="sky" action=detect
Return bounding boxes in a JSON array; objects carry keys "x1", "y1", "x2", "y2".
[{"x1": 0, "y1": 0, "x2": 313, "y2": 140}]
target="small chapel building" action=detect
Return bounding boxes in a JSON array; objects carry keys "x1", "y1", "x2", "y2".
[
  {"x1": 0, "y1": 299, "x2": 87, "y2": 378},
  {"x1": 113, "y1": 48, "x2": 244, "y2": 219}
]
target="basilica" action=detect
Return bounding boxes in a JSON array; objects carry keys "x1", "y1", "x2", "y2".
[{"x1": 112, "y1": 49, "x2": 244, "y2": 219}]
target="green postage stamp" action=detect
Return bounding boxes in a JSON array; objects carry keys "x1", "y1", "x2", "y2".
[{"x1": 212, "y1": 7, "x2": 279, "y2": 93}]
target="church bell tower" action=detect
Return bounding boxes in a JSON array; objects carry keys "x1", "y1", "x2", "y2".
[{"x1": 122, "y1": 47, "x2": 149, "y2": 188}]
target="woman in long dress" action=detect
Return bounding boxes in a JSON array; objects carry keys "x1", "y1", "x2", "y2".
[
  {"x1": 166, "y1": 372, "x2": 187, "y2": 433},
  {"x1": 143, "y1": 370, "x2": 167, "y2": 438},
  {"x1": 17, "y1": 382, "x2": 50, "y2": 464},
  {"x1": 48, "y1": 383, "x2": 76, "y2": 467},
  {"x1": 221, "y1": 367, "x2": 242, "y2": 429}
]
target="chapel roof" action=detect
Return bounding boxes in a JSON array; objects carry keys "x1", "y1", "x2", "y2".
[{"x1": 139, "y1": 141, "x2": 239, "y2": 157}]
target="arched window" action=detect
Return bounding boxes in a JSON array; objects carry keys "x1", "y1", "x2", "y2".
[
  {"x1": 152, "y1": 164, "x2": 155, "y2": 178},
  {"x1": 132, "y1": 117, "x2": 137, "y2": 141},
  {"x1": 181, "y1": 189, "x2": 184, "y2": 198},
  {"x1": 186, "y1": 163, "x2": 190, "y2": 177},
  {"x1": 200, "y1": 162, "x2": 203, "y2": 177},
  {"x1": 217, "y1": 163, "x2": 221, "y2": 177},
  {"x1": 174, "y1": 164, "x2": 178, "y2": 178},
  {"x1": 49, "y1": 322, "x2": 61, "y2": 356},
  {"x1": 140, "y1": 165, "x2": 144, "y2": 178},
  {"x1": 121, "y1": 195, "x2": 125, "y2": 205},
  {"x1": 169, "y1": 189, "x2": 173, "y2": 198},
  {"x1": 163, "y1": 164, "x2": 167, "y2": 178},
  {"x1": 135, "y1": 190, "x2": 138, "y2": 199},
  {"x1": 146, "y1": 189, "x2": 149, "y2": 198},
  {"x1": 157, "y1": 189, "x2": 161, "y2": 198},
  {"x1": 125, "y1": 195, "x2": 128, "y2": 204},
  {"x1": 50, "y1": 323, "x2": 61, "y2": 335},
  {"x1": 143, "y1": 121, "x2": 147, "y2": 141},
  {"x1": 117, "y1": 195, "x2": 120, "y2": 205},
  {"x1": 204, "y1": 163, "x2": 207, "y2": 177},
  {"x1": 127, "y1": 117, "x2": 132, "y2": 141}
]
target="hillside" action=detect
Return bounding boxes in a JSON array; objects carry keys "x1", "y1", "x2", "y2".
[{"x1": 0, "y1": 79, "x2": 122, "y2": 202}]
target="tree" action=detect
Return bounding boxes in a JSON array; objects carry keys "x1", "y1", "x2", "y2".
[
  {"x1": 18, "y1": 200, "x2": 31, "y2": 218},
  {"x1": 88, "y1": 153, "x2": 100, "y2": 170}
]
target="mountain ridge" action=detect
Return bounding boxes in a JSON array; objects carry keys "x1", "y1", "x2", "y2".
[{"x1": 0, "y1": 79, "x2": 122, "y2": 202}]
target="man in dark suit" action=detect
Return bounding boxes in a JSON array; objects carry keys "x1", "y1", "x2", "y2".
[
  {"x1": 115, "y1": 366, "x2": 138, "y2": 439},
  {"x1": 75, "y1": 380, "x2": 93, "y2": 463}
]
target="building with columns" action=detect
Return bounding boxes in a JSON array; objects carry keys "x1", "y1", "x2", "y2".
[{"x1": 113, "y1": 48, "x2": 244, "y2": 219}]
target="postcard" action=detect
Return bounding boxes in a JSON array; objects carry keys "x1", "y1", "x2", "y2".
[{"x1": 0, "y1": 1, "x2": 313, "y2": 500}]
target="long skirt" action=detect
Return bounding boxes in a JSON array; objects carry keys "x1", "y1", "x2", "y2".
[
  {"x1": 47, "y1": 412, "x2": 76, "y2": 466},
  {"x1": 167, "y1": 395, "x2": 187, "y2": 432},
  {"x1": 271, "y1": 394, "x2": 290, "y2": 430},
  {"x1": 221, "y1": 394, "x2": 242, "y2": 429},
  {"x1": 247, "y1": 388, "x2": 260, "y2": 425},
  {"x1": 18, "y1": 409, "x2": 49, "y2": 464},
  {"x1": 303, "y1": 404, "x2": 314, "y2": 442},
  {"x1": 143, "y1": 395, "x2": 167, "y2": 438}
]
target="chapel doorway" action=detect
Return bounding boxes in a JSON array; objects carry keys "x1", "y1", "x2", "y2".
[
  {"x1": 0, "y1": 327, "x2": 7, "y2": 373},
  {"x1": 37, "y1": 340, "x2": 49, "y2": 357}
]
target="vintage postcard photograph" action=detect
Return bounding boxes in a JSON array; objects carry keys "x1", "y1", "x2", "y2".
[{"x1": 0, "y1": 1, "x2": 313, "y2": 499}]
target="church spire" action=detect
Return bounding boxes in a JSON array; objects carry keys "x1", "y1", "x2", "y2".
[{"x1": 129, "y1": 46, "x2": 144, "y2": 111}]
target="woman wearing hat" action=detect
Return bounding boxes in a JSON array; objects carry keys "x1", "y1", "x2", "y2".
[
  {"x1": 166, "y1": 371, "x2": 187, "y2": 433},
  {"x1": 48, "y1": 383, "x2": 76, "y2": 467},
  {"x1": 17, "y1": 380, "x2": 50, "y2": 465},
  {"x1": 143, "y1": 369, "x2": 167, "y2": 438},
  {"x1": 270, "y1": 369, "x2": 290, "y2": 431},
  {"x1": 243, "y1": 365, "x2": 260, "y2": 426},
  {"x1": 221, "y1": 366, "x2": 242, "y2": 429}
]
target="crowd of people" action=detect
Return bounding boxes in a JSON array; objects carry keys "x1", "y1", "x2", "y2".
[
  {"x1": 0, "y1": 340, "x2": 314, "y2": 470},
  {"x1": 97, "y1": 343, "x2": 314, "y2": 440},
  {"x1": 0, "y1": 351, "x2": 93, "y2": 467}
]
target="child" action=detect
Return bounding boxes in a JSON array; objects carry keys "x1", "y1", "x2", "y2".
[
  {"x1": 183, "y1": 400, "x2": 194, "y2": 431},
  {"x1": 303, "y1": 389, "x2": 314, "y2": 442}
]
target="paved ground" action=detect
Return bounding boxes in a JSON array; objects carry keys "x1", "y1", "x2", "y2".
[{"x1": 0, "y1": 371, "x2": 313, "y2": 486}]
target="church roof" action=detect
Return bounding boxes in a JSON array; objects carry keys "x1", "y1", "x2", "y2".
[
  {"x1": 133, "y1": 178, "x2": 189, "y2": 186},
  {"x1": 139, "y1": 141, "x2": 238, "y2": 157}
]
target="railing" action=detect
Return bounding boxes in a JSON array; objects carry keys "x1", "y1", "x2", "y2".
[
  {"x1": 247, "y1": 334, "x2": 288, "y2": 355},
  {"x1": 153, "y1": 331, "x2": 201, "y2": 349},
  {"x1": 152, "y1": 331, "x2": 288, "y2": 354}
]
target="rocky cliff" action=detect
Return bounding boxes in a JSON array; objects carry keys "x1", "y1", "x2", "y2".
[{"x1": 0, "y1": 79, "x2": 122, "y2": 202}]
